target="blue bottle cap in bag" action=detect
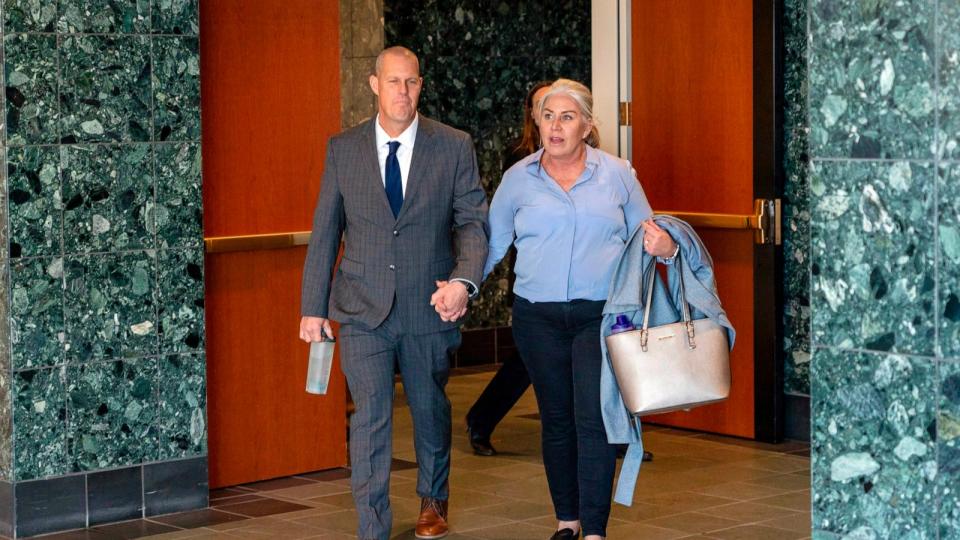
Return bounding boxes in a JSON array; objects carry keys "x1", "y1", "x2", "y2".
[{"x1": 610, "y1": 314, "x2": 636, "y2": 334}]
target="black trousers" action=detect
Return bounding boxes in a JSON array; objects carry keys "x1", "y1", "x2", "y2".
[
  {"x1": 511, "y1": 297, "x2": 617, "y2": 538},
  {"x1": 465, "y1": 348, "x2": 530, "y2": 437}
]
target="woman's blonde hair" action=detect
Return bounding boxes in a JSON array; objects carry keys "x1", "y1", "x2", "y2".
[{"x1": 536, "y1": 78, "x2": 601, "y2": 148}]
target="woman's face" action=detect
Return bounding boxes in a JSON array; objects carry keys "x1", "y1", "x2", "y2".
[{"x1": 538, "y1": 93, "x2": 592, "y2": 160}]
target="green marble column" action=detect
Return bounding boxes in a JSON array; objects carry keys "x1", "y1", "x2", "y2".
[
  {"x1": 782, "y1": 0, "x2": 811, "y2": 398},
  {"x1": 809, "y1": 0, "x2": 960, "y2": 537},
  {"x1": 0, "y1": 0, "x2": 205, "y2": 535}
]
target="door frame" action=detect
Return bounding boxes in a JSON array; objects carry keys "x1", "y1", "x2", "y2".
[
  {"x1": 753, "y1": 0, "x2": 784, "y2": 443},
  {"x1": 592, "y1": 0, "x2": 786, "y2": 442}
]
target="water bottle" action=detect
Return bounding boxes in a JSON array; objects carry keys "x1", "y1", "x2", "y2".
[
  {"x1": 306, "y1": 338, "x2": 335, "y2": 395},
  {"x1": 610, "y1": 314, "x2": 636, "y2": 334}
]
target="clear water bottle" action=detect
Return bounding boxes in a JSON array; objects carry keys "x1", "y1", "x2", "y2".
[
  {"x1": 610, "y1": 314, "x2": 636, "y2": 334},
  {"x1": 306, "y1": 338, "x2": 335, "y2": 395}
]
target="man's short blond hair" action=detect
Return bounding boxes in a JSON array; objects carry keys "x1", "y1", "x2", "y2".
[{"x1": 375, "y1": 46, "x2": 420, "y2": 76}]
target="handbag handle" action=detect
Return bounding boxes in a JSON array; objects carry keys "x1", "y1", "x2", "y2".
[{"x1": 639, "y1": 250, "x2": 697, "y2": 351}]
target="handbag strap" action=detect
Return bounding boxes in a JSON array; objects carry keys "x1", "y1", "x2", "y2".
[{"x1": 640, "y1": 250, "x2": 697, "y2": 349}]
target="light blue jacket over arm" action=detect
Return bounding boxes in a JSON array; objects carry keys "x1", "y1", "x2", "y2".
[{"x1": 601, "y1": 215, "x2": 736, "y2": 506}]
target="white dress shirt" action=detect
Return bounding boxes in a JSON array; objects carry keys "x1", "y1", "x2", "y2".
[{"x1": 374, "y1": 114, "x2": 418, "y2": 196}]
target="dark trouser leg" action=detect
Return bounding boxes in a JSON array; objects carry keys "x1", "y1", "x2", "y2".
[
  {"x1": 340, "y1": 325, "x2": 397, "y2": 540},
  {"x1": 466, "y1": 350, "x2": 531, "y2": 437},
  {"x1": 397, "y1": 328, "x2": 460, "y2": 500},
  {"x1": 511, "y1": 298, "x2": 579, "y2": 522},
  {"x1": 570, "y1": 302, "x2": 617, "y2": 538}
]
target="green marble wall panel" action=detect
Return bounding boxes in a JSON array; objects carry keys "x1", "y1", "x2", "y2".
[
  {"x1": 941, "y1": 164, "x2": 960, "y2": 357},
  {"x1": 67, "y1": 358, "x2": 158, "y2": 471},
  {"x1": 0, "y1": 146, "x2": 7, "y2": 257},
  {"x1": 940, "y1": 361, "x2": 960, "y2": 537},
  {"x1": 6, "y1": 145, "x2": 60, "y2": 257},
  {"x1": 151, "y1": 0, "x2": 197, "y2": 35},
  {"x1": 940, "y1": 0, "x2": 960, "y2": 159},
  {"x1": 155, "y1": 142, "x2": 201, "y2": 249},
  {"x1": 2, "y1": 0, "x2": 56, "y2": 33},
  {"x1": 153, "y1": 36, "x2": 200, "y2": 141},
  {"x1": 10, "y1": 257, "x2": 63, "y2": 369},
  {"x1": 63, "y1": 251, "x2": 157, "y2": 362},
  {"x1": 156, "y1": 248, "x2": 203, "y2": 354},
  {"x1": 4, "y1": 33, "x2": 57, "y2": 145},
  {"x1": 13, "y1": 366, "x2": 66, "y2": 480},
  {"x1": 57, "y1": 0, "x2": 149, "y2": 33},
  {"x1": 385, "y1": 0, "x2": 591, "y2": 329},
  {"x1": 59, "y1": 35, "x2": 151, "y2": 143},
  {"x1": 0, "y1": 260, "x2": 11, "y2": 481},
  {"x1": 62, "y1": 144, "x2": 154, "y2": 254},
  {"x1": 811, "y1": 348, "x2": 937, "y2": 537},
  {"x1": 808, "y1": 0, "x2": 936, "y2": 159},
  {"x1": 810, "y1": 160, "x2": 935, "y2": 355},
  {"x1": 1, "y1": 0, "x2": 204, "y2": 493},
  {"x1": 0, "y1": 27, "x2": 9, "y2": 482},
  {"x1": 810, "y1": 1, "x2": 960, "y2": 537},
  {"x1": 782, "y1": 0, "x2": 810, "y2": 395},
  {"x1": 156, "y1": 353, "x2": 204, "y2": 459},
  {"x1": 0, "y1": 34, "x2": 6, "y2": 256}
]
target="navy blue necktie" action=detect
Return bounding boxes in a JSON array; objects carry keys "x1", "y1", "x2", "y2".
[{"x1": 385, "y1": 141, "x2": 403, "y2": 218}]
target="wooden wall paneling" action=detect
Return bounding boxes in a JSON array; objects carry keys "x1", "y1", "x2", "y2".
[{"x1": 200, "y1": 0, "x2": 346, "y2": 487}]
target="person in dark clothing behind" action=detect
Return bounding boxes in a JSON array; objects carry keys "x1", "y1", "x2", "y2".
[
  {"x1": 465, "y1": 81, "x2": 654, "y2": 466},
  {"x1": 465, "y1": 80, "x2": 551, "y2": 456}
]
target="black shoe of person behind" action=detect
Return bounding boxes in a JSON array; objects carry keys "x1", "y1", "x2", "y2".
[
  {"x1": 467, "y1": 424, "x2": 497, "y2": 456},
  {"x1": 549, "y1": 528, "x2": 579, "y2": 540}
]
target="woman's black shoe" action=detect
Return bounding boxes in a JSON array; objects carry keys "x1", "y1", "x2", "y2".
[
  {"x1": 467, "y1": 425, "x2": 497, "y2": 456},
  {"x1": 549, "y1": 528, "x2": 579, "y2": 539}
]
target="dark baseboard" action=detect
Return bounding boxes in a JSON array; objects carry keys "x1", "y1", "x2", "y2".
[
  {"x1": 7, "y1": 456, "x2": 208, "y2": 537},
  {"x1": 0, "y1": 481, "x2": 12, "y2": 537},
  {"x1": 784, "y1": 393, "x2": 810, "y2": 442}
]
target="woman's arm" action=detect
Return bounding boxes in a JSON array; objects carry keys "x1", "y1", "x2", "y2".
[
  {"x1": 623, "y1": 166, "x2": 653, "y2": 233},
  {"x1": 482, "y1": 175, "x2": 519, "y2": 280}
]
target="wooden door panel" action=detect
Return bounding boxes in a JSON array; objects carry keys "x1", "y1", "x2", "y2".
[
  {"x1": 643, "y1": 230, "x2": 755, "y2": 438},
  {"x1": 201, "y1": 0, "x2": 346, "y2": 487},
  {"x1": 632, "y1": 0, "x2": 753, "y2": 215},
  {"x1": 200, "y1": 0, "x2": 339, "y2": 237},
  {"x1": 633, "y1": 0, "x2": 757, "y2": 437},
  {"x1": 206, "y1": 248, "x2": 346, "y2": 487}
]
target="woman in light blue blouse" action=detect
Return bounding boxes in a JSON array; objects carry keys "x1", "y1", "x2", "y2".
[{"x1": 483, "y1": 79, "x2": 677, "y2": 540}]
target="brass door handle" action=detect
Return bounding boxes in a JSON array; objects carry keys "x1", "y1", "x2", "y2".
[{"x1": 657, "y1": 199, "x2": 781, "y2": 245}]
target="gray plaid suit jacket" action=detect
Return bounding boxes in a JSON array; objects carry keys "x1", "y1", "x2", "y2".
[{"x1": 301, "y1": 116, "x2": 489, "y2": 335}]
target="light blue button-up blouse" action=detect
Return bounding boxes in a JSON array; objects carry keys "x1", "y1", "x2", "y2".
[{"x1": 483, "y1": 145, "x2": 653, "y2": 302}]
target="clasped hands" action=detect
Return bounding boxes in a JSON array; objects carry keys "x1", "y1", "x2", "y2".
[
  {"x1": 299, "y1": 280, "x2": 470, "y2": 343},
  {"x1": 431, "y1": 280, "x2": 469, "y2": 322}
]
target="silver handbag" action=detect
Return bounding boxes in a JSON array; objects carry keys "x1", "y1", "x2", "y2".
[{"x1": 605, "y1": 255, "x2": 730, "y2": 416}]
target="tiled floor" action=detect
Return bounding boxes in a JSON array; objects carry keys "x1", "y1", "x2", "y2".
[{"x1": 31, "y1": 366, "x2": 811, "y2": 539}]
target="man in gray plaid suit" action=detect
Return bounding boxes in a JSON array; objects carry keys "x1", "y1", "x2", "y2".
[{"x1": 299, "y1": 46, "x2": 489, "y2": 540}]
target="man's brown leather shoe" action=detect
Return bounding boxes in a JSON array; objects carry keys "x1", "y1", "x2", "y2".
[{"x1": 415, "y1": 497, "x2": 449, "y2": 539}]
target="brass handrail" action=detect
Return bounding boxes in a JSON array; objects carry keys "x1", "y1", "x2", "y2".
[
  {"x1": 204, "y1": 231, "x2": 312, "y2": 253},
  {"x1": 659, "y1": 211, "x2": 755, "y2": 230},
  {"x1": 660, "y1": 199, "x2": 781, "y2": 245},
  {"x1": 203, "y1": 199, "x2": 781, "y2": 253}
]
